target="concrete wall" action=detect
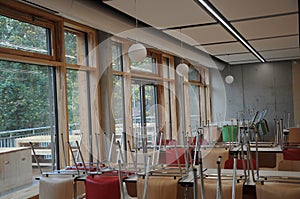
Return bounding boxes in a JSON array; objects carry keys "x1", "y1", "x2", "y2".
[
  {"x1": 211, "y1": 61, "x2": 294, "y2": 141},
  {"x1": 293, "y1": 61, "x2": 300, "y2": 127}
]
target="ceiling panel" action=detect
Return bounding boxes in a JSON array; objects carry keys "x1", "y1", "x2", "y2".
[
  {"x1": 162, "y1": 29, "x2": 200, "y2": 46},
  {"x1": 179, "y1": 24, "x2": 236, "y2": 44},
  {"x1": 261, "y1": 48, "x2": 300, "y2": 61},
  {"x1": 104, "y1": 0, "x2": 215, "y2": 29},
  {"x1": 210, "y1": 0, "x2": 298, "y2": 21},
  {"x1": 198, "y1": 42, "x2": 248, "y2": 56},
  {"x1": 232, "y1": 14, "x2": 298, "y2": 40},
  {"x1": 103, "y1": 0, "x2": 299, "y2": 65},
  {"x1": 250, "y1": 35, "x2": 299, "y2": 51},
  {"x1": 216, "y1": 53, "x2": 259, "y2": 64}
]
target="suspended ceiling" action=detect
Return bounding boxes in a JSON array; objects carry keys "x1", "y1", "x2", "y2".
[{"x1": 103, "y1": 0, "x2": 299, "y2": 65}]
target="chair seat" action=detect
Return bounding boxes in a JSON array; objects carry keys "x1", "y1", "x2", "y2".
[
  {"x1": 85, "y1": 174, "x2": 121, "y2": 199},
  {"x1": 278, "y1": 160, "x2": 300, "y2": 171},
  {"x1": 39, "y1": 175, "x2": 85, "y2": 199}
]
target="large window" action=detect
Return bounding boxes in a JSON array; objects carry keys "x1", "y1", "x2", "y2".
[
  {"x1": 112, "y1": 41, "x2": 125, "y2": 143},
  {"x1": 131, "y1": 81, "x2": 158, "y2": 147},
  {"x1": 189, "y1": 84, "x2": 201, "y2": 133},
  {"x1": 187, "y1": 66, "x2": 210, "y2": 136},
  {"x1": 0, "y1": 60, "x2": 57, "y2": 171},
  {"x1": 64, "y1": 26, "x2": 95, "y2": 164},
  {"x1": 0, "y1": 2, "x2": 98, "y2": 187},
  {"x1": 112, "y1": 41, "x2": 176, "y2": 149},
  {"x1": 0, "y1": 4, "x2": 59, "y2": 181},
  {"x1": 113, "y1": 75, "x2": 125, "y2": 138},
  {"x1": 162, "y1": 56, "x2": 176, "y2": 140}
]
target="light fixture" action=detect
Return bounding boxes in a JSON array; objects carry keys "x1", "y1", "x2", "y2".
[
  {"x1": 225, "y1": 55, "x2": 235, "y2": 84},
  {"x1": 128, "y1": 0, "x2": 147, "y2": 62},
  {"x1": 225, "y1": 55, "x2": 234, "y2": 84},
  {"x1": 176, "y1": 63, "x2": 189, "y2": 76},
  {"x1": 176, "y1": 28, "x2": 189, "y2": 77},
  {"x1": 128, "y1": 43, "x2": 147, "y2": 62},
  {"x1": 225, "y1": 75, "x2": 234, "y2": 84},
  {"x1": 194, "y1": 0, "x2": 265, "y2": 63}
]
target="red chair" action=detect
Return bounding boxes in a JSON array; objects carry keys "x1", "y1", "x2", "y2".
[
  {"x1": 165, "y1": 148, "x2": 192, "y2": 165},
  {"x1": 283, "y1": 148, "x2": 300, "y2": 160},
  {"x1": 85, "y1": 172, "x2": 126, "y2": 199},
  {"x1": 224, "y1": 158, "x2": 256, "y2": 170}
]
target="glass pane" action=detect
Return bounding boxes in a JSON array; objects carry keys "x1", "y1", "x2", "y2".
[
  {"x1": 164, "y1": 81, "x2": 172, "y2": 139},
  {"x1": 0, "y1": 60, "x2": 56, "y2": 177},
  {"x1": 132, "y1": 83, "x2": 141, "y2": 148},
  {"x1": 144, "y1": 85, "x2": 157, "y2": 145},
  {"x1": 189, "y1": 84, "x2": 201, "y2": 135},
  {"x1": 113, "y1": 75, "x2": 125, "y2": 140},
  {"x1": 0, "y1": 15, "x2": 50, "y2": 55},
  {"x1": 188, "y1": 67, "x2": 200, "y2": 82},
  {"x1": 66, "y1": 69, "x2": 90, "y2": 164},
  {"x1": 131, "y1": 82, "x2": 158, "y2": 148},
  {"x1": 131, "y1": 57, "x2": 157, "y2": 74},
  {"x1": 112, "y1": 42, "x2": 123, "y2": 71},
  {"x1": 64, "y1": 30, "x2": 86, "y2": 66},
  {"x1": 163, "y1": 57, "x2": 170, "y2": 79}
]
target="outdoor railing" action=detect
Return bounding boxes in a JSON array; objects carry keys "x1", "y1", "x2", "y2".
[{"x1": 0, "y1": 123, "x2": 79, "y2": 148}]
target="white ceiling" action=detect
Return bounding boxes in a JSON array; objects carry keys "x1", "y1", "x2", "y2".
[{"x1": 103, "y1": 0, "x2": 299, "y2": 65}]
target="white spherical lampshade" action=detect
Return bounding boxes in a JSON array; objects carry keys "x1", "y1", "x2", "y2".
[
  {"x1": 225, "y1": 75, "x2": 234, "y2": 84},
  {"x1": 176, "y1": 63, "x2": 189, "y2": 76},
  {"x1": 128, "y1": 43, "x2": 147, "y2": 62}
]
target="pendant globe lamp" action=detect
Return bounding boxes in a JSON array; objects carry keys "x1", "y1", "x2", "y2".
[
  {"x1": 128, "y1": 0, "x2": 147, "y2": 62},
  {"x1": 225, "y1": 56, "x2": 234, "y2": 84},
  {"x1": 176, "y1": 29, "x2": 189, "y2": 77}
]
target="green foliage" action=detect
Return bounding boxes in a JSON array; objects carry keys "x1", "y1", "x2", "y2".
[
  {"x1": 66, "y1": 69, "x2": 80, "y2": 129},
  {"x1": 64, "y1": 31, "x2": 78, "y2": 64},
  {"x1": 0, "y1": 15, "x2": 48, "y2": 54},
  {"x1": 0, "y1": 15, "x2": 82, "y2": 134},
  {"x1": 0, "y1": 14, "x2": 55, "y2": 133},
  {"x1": 0, "y1": 61, "x2": 54, "y2": 132}
]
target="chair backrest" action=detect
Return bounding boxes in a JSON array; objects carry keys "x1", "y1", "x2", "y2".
[
  {"x1": 202, "y1": 147, "x2": 229, "y2": 169},
  {"x1": 288, "y1": 128, "x2": 300, "y2": 144},
  {"x1": 278, "y1": 160, "x2": 300, "y2": 171}
]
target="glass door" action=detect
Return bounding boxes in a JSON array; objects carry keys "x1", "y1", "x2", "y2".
[{"x1": 132, "y1": 81, "x2": 158, "y2": 150}]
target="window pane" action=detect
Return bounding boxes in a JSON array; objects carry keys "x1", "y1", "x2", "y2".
[
  {"x1": 131, "y1": 83, "x2": 158, "y2": 147},
  {"x1": 66, "y1": 69, "x2": 91, "y2": 163},
  {"x1": 113, "y1": 75, "x2": 125, "y2": 140},
  {"x1": 64, "y1": 30, "x2": 87, "y2": 65},
  {"x1": 188, "y1": 67, "x2": 200, "y2": 82},
  {"x1": 112, "y1": 42, "x2": 123, "y2": 71},
  {"x1": 0, "y1": 60, "x2": 56, "y2": 175},
  {"x1": 132, "y1": 84, "x2": 141, "y2": 147},
  {"x1": 0, "y1": 15, "x2": 50, "y2": 55},
  {"x1": 189, "y1": 84, "x2": 201, "y2": 134},
  {"x1": 144, "y1": 85, "x2": 158, "y2": 145},
  {"x1": 131, "y1": 57, "x2": 157, "y2": 74},
  {"x1": 163, "y1": 57, "x2": 170, "y2": 78}
]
